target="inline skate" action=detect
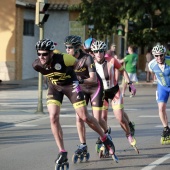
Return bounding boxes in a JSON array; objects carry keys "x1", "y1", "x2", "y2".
[
  {"x1": 161, "y1": 127, "x2": 170, "y2": 145},
  {"x1": 99, "y1": 135, "x2": 119, "y2": 163},
  {"x1": 72, "y1": 144, "x2": 90, "y2": 163},
  {"x1": 127, "y1": 134, "x2": 139, "y2": 154},
  {"x1": 95, "y1": 127, "x2": 111, "y2": 153},
  {"x1": 129, "y1": 121, "x2": 135, "y2": 136},
  {"x1": 55, "y1": 151, "x2": 69, "y2": 170}
]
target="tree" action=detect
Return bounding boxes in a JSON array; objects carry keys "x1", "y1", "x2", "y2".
[{"x1": 70, "y1": 0, "x2": 170, "y2": 46}]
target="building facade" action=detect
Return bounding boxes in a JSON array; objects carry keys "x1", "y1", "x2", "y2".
[
  {"x1": 0, "y1": 0, "x2": 83, "y2": 80},
  {"x1": 0, "y1": 0, "x2": 145, "y2": 81}
]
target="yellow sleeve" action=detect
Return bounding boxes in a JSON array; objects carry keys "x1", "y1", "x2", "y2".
[{"x1": 63, "y1": 53, "x2": 77, "y2": 66}]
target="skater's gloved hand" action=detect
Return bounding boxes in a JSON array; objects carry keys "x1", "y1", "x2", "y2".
[
  {"x1": 77, "y1": 76, "x2": 84, "y2": 84},
  {"x1": 128, "y1": 82, "x2": 136, "y2": 95},
  {"x1": 72, "y1": 81, "x2": 79, "y2": 92}
]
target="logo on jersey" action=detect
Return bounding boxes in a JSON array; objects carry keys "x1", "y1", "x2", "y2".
[{"x1": 54, "y1": 63, "x2": 61, "y2": 70}]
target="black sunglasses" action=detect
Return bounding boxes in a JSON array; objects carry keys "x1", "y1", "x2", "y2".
[
  {"x1": 93, "y1": 49, "x2": 105, "y2": 53},
  {"x1": 37, "y1": 52, "x2": 49, "y2": 56},
  {"x1": 155, "y1": 54, "x2": 164, "y2": 57},
  {"x1": 65, "y1": 46, "x2": 74, "y2": 49}
]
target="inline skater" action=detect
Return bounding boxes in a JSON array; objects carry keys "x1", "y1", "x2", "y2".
[
  {"x1": 84, "y1": 38, "x2": 135, "y2": 137},
  {"x1": 32, "y1": 39, "x2": 117, "y2": 168},
  {"x1": 64, "y1": 35, "x2": 115, "y2": 162},
  {"x1": 148, "y1": 44, "x2": 170, "y2": 145},
  {"x1": 91, "y1": 40, "x2": 138, "y2": 152},
  {"x1": 83, "y1": 37, "x2": 96, "y2": 58}
]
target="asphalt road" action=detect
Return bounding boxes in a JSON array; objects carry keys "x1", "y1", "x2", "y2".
[{"x1": 0, "y1": 86, "x2": 170, "y2": 170}]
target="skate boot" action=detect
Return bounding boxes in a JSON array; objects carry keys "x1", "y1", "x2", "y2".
[
  {"x1": 161, "y1": 127, "x2": 170, "y2": 145},
  {"x1": 127, "y1": 134, "x2": 139, "y2": 154},
  {"x1": 107, "y1": 126, "x2": 111, "y2": 134},
  {"x1": 100, "y1": 135, "x2": 118, "y2": 162},
  {"x1": 55, "y1": 151, "x2": 69, "y2": 170},
  {"x1": 129, "y1": 122, "x2": 135, "y2": 136},
  {"x1": 72, "y1": 144, "x2": 90, "y2": 163}
]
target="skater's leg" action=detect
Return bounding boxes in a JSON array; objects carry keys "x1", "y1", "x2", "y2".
[
  {"x1": 75, "y1": 106, "x2": 105, "y2": 137},
  {"x1": 76, "y1": 113, "x2": 86, "y2": 144},
  {"x1": 158, "y1": 102, "x2": 168, "y2": 127},
  {"x1": 48, "y1": 104, "x2": 65, "y2": 151},
  {"x1": 114, "y1": 108, "x2": 131, "y2": 136},
  {"x1": 123, "y1": 110, "x2": 135, "y2": 136},
  {"x1": 75, "y1": 106, "x2": 115, "y2": 154},
  {"x1": 93, "y1": 109, "x2": 108, "y2": 133}
]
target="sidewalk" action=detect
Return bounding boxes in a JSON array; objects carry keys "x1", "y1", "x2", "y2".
[{"x1": 0, "y1": 76, "x2": 157, "y2": 129}]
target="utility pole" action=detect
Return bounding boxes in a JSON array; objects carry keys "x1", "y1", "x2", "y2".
[
  {"x1": 35, "y1": 0, "x2": 50, "y2": 114},
  {"x1": 124, "y1": 19, "x2": 128, "y2": 56}
]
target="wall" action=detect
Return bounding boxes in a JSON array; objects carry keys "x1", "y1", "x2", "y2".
[
  {"x1": 22, "y1": 9, "x2": 69, "y2": 79},
  {"x1": 0, "y1": 0, "x2": 16, "y2": 80}
]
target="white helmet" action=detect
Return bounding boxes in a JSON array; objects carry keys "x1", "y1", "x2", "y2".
[
  {"x1": 152, "y1": 45, "x2": 166, "y2": 55},
  {"x1": 91, "y1": 41, "x2": 107, "y2": 52}
]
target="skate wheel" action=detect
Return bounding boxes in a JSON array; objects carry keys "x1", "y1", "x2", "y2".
[
  {"x1": 112, "y1": 154, "x2": 119, "y2": 163},
  {"x1": 99, "y1": 150, "x2": 103, "y2": 158},
  {"x1": 78, "y1": 154, "x2": 84, "y2": 162},
  {"x1": 85, "y1": 153, "x2": 90, "y2": 161},
  {"x1": 95, "y1": 144, "x2": 101, "y2": 153},
  {"x1": 55, "y1": 164, "x2": 62, "y2": 170},
  {"x1": 72, "y1": 154, "x2": 78, "y2": 164},
  {"x1": 63, "y1": 162, "x2": 69, "y2": 170}
]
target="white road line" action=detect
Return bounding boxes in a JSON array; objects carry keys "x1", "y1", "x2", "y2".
[
  {"x1": 15, "y1": 124, "x2": 37, "y2": 127},
  {"x1": 155, "y1": 125, "x2": 163, "y2": 128},
  {"x1": 141, "y1": 153, "x2": 170, "y2": 170},
  {"x1": 139, "y1": 115, "x2": 159, "y2": 118}
]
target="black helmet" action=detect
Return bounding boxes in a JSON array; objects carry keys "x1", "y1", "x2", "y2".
[
  {"x1": 36, "y1": 39, "x2": 55, "y2": 51},
  {"x1": 64, "y1": 35, "x2": 82, "y2": 47}
]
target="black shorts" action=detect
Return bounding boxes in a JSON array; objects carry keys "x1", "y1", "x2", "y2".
[{"x1": 46, "y1": 83, "x2": 86, "y2": 109}]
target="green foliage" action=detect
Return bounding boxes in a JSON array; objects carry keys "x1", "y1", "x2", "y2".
[{"x1": 76, "y1": 0, "x2": 170, "y2": 46}]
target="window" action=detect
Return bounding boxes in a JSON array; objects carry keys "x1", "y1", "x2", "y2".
[{"x1": 23, "y1": 19, "x2": 34, "y2": 36}]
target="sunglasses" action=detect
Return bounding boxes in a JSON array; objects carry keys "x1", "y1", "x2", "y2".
[
  {"x1": 93, "y1": 49, "x2": 105, "y2": 53},
  {"x1": 65, "y1": 46, "x2": 74, "y2": 49},
  {"x1": 37, "y1": 52, "x2": 49, "y2": 56},
  {"x1": 155, "y1": 54, "x2": 164, "y2": 57}
]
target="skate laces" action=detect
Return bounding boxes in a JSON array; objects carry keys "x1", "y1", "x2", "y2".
[
  {"x1": 76, "y1": 144, "x2": 87, "y2": 153},
  {"x1": 127, "y1": 134, "x2": 136, "y2": 146}
]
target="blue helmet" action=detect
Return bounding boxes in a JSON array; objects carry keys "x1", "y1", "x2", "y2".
[{"x1": 83, "y1": 38, "x2": 96, "y2": 50}]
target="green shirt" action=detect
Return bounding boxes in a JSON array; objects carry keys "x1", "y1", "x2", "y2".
[{"x1": 124, "y1": 53, "x2": 138, "y2": 73}]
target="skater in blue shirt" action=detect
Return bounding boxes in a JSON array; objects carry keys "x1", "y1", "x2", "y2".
[{"x1": 148, "y1": 44, "x2": 170, "y2": 145}]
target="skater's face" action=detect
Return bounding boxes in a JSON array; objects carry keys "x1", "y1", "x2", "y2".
[
  {"x1": 93, "y1": 49, "x2": 105, "y2": 63},
  {"x1": 154, "y1": 53, "x2": 165, "y2": 64},
  {"x1": 65, "y1": 44, "x2": 75, "y2": 56},
  {"x1": 37, "y1": 50, "x2": 52, "y2": 65}
]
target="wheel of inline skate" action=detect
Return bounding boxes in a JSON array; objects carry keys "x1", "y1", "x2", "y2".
[
  {"x1": 95, "y1": 144, "x2": 100, "y2": 153},
  {"x1": 72, "y1": 154, "x2": 78, "y2": 164},
  {"x1": 99, "y1": 150, "x2": 103, "y2": 158},
  {"x1": 85, "y1": 153, "x2": 90, "y2": 161},
  {"x1": 78, "y1": 154, "x2": 84, "y2": 162},
  {"x1": 63, "y1": 162, "x2": 69, "y2": 170},
  {"x1": 55, "y1": 164, "x2": 62, "y2": 170}
]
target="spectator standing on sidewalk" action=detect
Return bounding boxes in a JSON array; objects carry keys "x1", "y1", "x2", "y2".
[
  {"x1": 105, "y1": 43, "x2": 118, "y2": 59},
  {"x1": 119, "y1": 45, "x2": 138, "y2": 97},
  {"x1": 145, "y1": 47, "x2": 153, "y2": 82}
]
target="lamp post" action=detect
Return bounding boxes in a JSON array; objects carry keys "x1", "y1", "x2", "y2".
[{"x1": 35, "y1": 0, "x2": 50, "y2": 114}]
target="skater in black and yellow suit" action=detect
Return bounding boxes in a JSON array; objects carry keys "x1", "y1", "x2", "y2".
[{"x1": 32, "y1": 39, "x2": 117, "y2": 169}]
